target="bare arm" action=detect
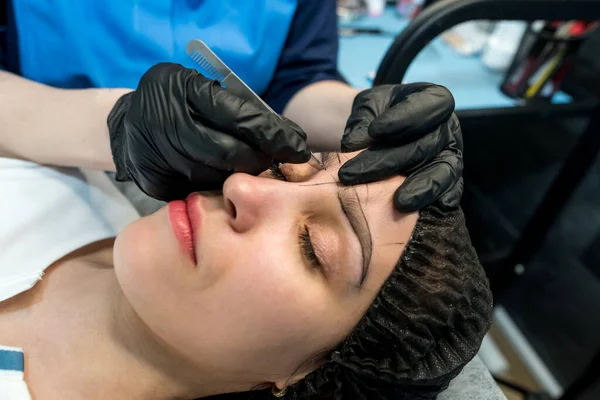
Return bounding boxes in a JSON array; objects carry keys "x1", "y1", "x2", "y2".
[
  {"x1": 0, "y1": 70, "x2": 130, "y2": 171},
  {"x1": 0, "y1": 71, "x2": 358, "y2": 169},
  {"x1": 283, "y1": 80, "x2": 360, "y2": 152}
]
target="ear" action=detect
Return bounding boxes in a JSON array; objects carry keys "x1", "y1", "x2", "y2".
[
  {"x1": 274, "y1": 358, "x2": 326, "y2": 391},
  {"x1": 273, "y1": 372, "x2": 303, "y2": 391}
]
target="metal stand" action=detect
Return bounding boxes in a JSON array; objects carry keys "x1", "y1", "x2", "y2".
[
  {"x1": 496, "y1": 108, "x2": 600, "y2": 291},
  {"x1": 373, "y1": 2, "x2": 600, "y2": 397},
  {"x1": 559, "y1": 346, "x2": 600, "y2": 399},
  {"x1": 490, "y1": 109, "x2": 600, "y2": 399},
  {"x1": 495, "y1": 344, "x2": 600, "y2": 399}
]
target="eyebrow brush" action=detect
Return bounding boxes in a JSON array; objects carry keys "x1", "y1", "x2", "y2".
[{"x1": 186, "y1": 39, "x2": 325, "y2": 171}]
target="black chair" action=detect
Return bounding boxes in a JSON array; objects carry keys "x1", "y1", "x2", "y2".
[{"x1": 374, "y1": 1, "x2": 600, "y2": 399}]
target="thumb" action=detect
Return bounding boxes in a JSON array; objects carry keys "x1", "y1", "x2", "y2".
[
  {"x1": 186, "y1": 75, "x2": 310, "y2": 163},
  {"x1": 341, "y1": 86, "x2": 396, "y2": 151},
  {"x1": 368, "y1": 84, "x2": 455, "y2": 144}
]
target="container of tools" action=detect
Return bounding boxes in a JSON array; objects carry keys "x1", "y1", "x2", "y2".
[{"x1": 500, "y1": 20, "x2": 598, "y2": 101}]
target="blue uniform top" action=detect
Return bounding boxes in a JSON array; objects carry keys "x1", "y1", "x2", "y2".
[{"x1": 0, "y1": 0, "x2": 342, "y2": 113}]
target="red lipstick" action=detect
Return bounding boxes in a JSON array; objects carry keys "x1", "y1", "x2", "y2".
[{"x1": 168, "y1": 199, "x2": 196, "y2": 263}]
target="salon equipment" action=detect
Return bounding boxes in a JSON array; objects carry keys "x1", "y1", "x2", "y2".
[
  {"x1": 482, "y1": 21, "x2": 527, "y2": 71},
  {"x1": 501, "y1": 21, "x2": 598, "y2": 100},
  {"x1": 443, "y1": 21, "x2": 496, "y2": 57},
  {"x1": 186, "y1": 39, "x2": 325, "y2": 171},
  {"x1": 367, "y1": 1, "x2": 600, "y2": 398},
  {"x1": 397, "y1": 0, "x2": 425, "y2": 19},
  {"x1": 337, "y1": 0, "x2": 367, "y2": 24},
  {"x1": 374, "y1": 0, "x2": 600, "y2": 300},
  {"x1": 339, "y1": 27, "x2": 396, "y2": 36},
  {"x1": 365, "y1": 0, "x2": 385, "y2": 16}
]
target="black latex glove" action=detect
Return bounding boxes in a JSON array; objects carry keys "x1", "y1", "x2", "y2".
[
  {"x1": 108, "y1": 62, "x2": 310, "y2": 201},
  {"x1": 338, "y1": 83, "x2": 463, "y2": 213}
]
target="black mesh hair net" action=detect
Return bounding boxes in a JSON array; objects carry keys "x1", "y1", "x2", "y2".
[{"x1": 209, "y1": 204, "x2": 493, "y2": 400}]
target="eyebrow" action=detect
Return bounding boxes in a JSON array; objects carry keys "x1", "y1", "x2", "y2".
[
  {"x1": 320, "y1": 152, "x2": 337, "y2": 169},
  {"x1": 321, "y1": 152, "x2": 373, "y2": 286}
]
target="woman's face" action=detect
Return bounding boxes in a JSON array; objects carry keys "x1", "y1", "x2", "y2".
[{"x1": 114, "y1": 151, "x2": 418, "y2": 391}]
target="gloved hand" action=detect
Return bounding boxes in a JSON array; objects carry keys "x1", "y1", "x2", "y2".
[
  {"x1": 338, "y1": 83, "x2": 463, "y2": 213},
  {"x1": 108, "y1": 62, "x2": 310, "y2": 201}
]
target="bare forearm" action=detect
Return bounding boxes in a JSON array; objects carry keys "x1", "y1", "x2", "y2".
[
  {"x1": 0, "y1": 70, "x2": 130, "y2": 171},
  {"x1": 283, "y1": 81, "x2": 360, "y2": 152}
]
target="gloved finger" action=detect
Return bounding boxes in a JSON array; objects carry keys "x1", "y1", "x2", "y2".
[
  {"x1": 128, "y1": 162, "x2": 204, "y2": 202},
  {"x1": 392, "y1": 151, "x2": 463, "y2": 213},
  {"x1": 369, "y1": 85, "x2": 455, "y2": 144},
  {"x1": 139, "y1": 62, "x2": 191, "y2": 89},
  {"x1": 186, "y1": 76, "x2": 310, "y2": 163},
  {"x1": 188, "y1": 162, "x2": 236, "y2": 190},
  {"x1": 138, "y1": 158, "x2": 233, "y2": 201},
  {"x1": 448, "y1": 113, "x2": 464, "y2": 152},
  {"x1": 437, "y1": 177, "x2": 464, "y2": 211},
  {"x1": 338, "y1": 128, "x2": 446, "y2": 185},
  {"x1": 341, "y1": 84, "x2": 453, "y2": 151},
  {"x1": 341, "y1": 87, "x2": 394, "y2": 152},
  {"x1": 340, "y1": 123, "x2": 371, "y2": 152},
  {"x1": 177, "y1": 124, "x2": 273, "y2": 174}
]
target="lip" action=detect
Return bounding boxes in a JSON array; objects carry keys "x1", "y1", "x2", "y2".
[
  {"x1": 186, "y1": 193, "x2": 203, "y2": 259},
  {"x1": 168, "y1": 194, "x2": 202, "y2": 264}
]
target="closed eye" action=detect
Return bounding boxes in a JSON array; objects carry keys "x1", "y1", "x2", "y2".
[
  {"x1": 268, "y1": 163, "x2": 325, "y2": 276},
  {"x1": 299, "y1": 225, "x2": 323, "y2": 273},
  {"x1": 268, "y1": 164, "x2": 287, "y2": 181}
]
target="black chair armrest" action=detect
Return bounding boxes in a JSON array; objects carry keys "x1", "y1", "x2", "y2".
[{"x1": 375, "y1": 0, "x2": 600, "y2": 85}]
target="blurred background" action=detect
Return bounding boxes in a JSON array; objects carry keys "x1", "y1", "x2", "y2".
[{"x1": 335, "y1": 1, "x2": 600, "y2": 399}]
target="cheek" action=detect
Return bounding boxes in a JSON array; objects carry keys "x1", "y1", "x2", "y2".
[
  {"x1": 114, "y1": 215, "x2": 160, "y2": 294},
  {"x1": 207, "y1": 234, "x2": 309, "y2": 316},
  {"x1": 114, "y1": 214, "x2": 343, "y2": 371},
  {"x1": 203, "y1": 233, "x2": 331, "y2": 344},
  {"x1": 113, "y1": 209, "x2": 189, "y2": 327}
]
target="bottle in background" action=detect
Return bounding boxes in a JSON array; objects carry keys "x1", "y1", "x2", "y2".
[
  {"x1": 482, "y1": 21, "x2": 528, "y2": 71},
  {"x1": 365, "y1": 0, "x2": 386, "y2": 17},
  {"x1": 396, "y1": 0, "x2": 425, "y2": 19},
  {"x1": 337, "y1": 0, "x2": 367, "y2": 22}
]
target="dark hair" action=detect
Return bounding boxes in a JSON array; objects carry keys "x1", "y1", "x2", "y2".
[{"x1": 208, "y1": 204, "x2": 493, "y2": 400}]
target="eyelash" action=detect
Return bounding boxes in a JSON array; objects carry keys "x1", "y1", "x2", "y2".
[
  {"x1": 269, "y1": 164, "x2": 323, "y2": 273},
  {"x1": 269, "y1": 164, "x2": 287, "y2": 181},
  {"x1": 299, "y1": 226, "x2": 323, "y2": 272}
]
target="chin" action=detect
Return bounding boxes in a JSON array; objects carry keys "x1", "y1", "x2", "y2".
[
  {"x1": 113, "y1": 210, "x2": 172, "y2": 288},
  {"x1": 113, "y1": 218, "x2": 155, "y2": 287},
  {"x1": 113, "y1": 213, "x2": 177, "y2": 327}
]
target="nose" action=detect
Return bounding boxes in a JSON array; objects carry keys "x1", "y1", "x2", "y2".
[{"x1": 222, "y1": 173, "x2": 286, "y2": 233}]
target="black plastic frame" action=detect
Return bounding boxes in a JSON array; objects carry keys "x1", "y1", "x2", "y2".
[
  {"x1": 375, "y1": 0, "x2": 600, "y2": 85},
  {"x1": 372, "y1": 2, "x2": 600, "y2": 398}
]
